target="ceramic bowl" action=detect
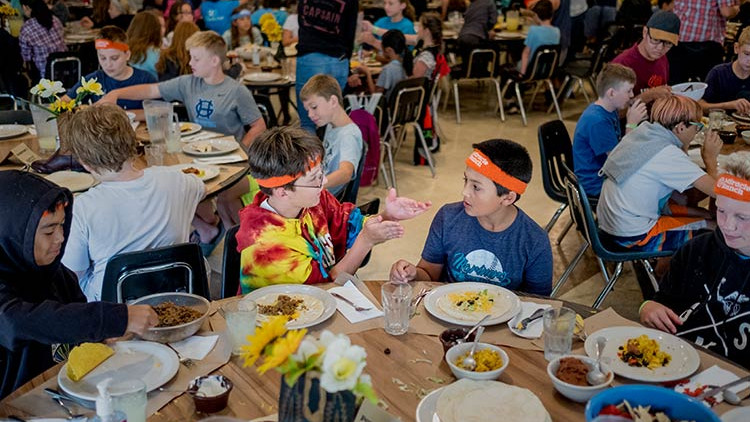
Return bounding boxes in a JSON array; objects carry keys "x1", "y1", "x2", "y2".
[
  {"x1": 547, "y1": 354, "x2": 613, "y2": 403},
  {"x1": 189, "y1": 375, "x2": 233, "y2": 413},
  {"x1": 671, "y1": 82, "x2": 708, "y2": 101},
  {"x1": 445, "y1": 342, "x2": 509, "y2": 381}
]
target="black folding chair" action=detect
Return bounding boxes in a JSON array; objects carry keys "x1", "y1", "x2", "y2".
[
  {"x1": 45, "y1": 52, "x2": 81, "y2": 91},
  {"x1": 538, "y1": 120, "x2": 576, "y2": 243},
  {"x1": 221, "y1": 225, "x2": 241, "y2": 299},
  {"x1": 451, "y1": 49, "x2": 502, "y2": 124},
  {"x1": 500, "y1": 44, "x2": 561, "y2": 126}
]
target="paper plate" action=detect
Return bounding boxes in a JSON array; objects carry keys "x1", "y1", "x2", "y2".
[
  {"x1": 243, "y1": 72, "x2": 282, "y2": 83},
  {"x1": 0, "y1": 124, "x2": 28, "y2": 139},
  {"x1": 45, "y1": 171, "x2": 95, "y2": 192}
]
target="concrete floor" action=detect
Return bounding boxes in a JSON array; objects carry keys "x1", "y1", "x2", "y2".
[{"x1": 208, "y1": 80, "x2": 644, "y2": 321}]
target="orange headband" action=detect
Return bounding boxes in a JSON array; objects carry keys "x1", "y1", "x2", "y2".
[
  {"x1": 256, "y1": 156, "x2": 322, "y2": 188},
  {"x1": 41, "y1": 201, "x2": 68, "y2": 218},
  {"x1": 95, "y1": 39, "x2": 129, "y2": 52},
  {"x1": 465, "y1": 149, "x2": 527, "y2": 194},
  {"x1": 715, "y1": 173, "x2": 750, "y2": 202}
]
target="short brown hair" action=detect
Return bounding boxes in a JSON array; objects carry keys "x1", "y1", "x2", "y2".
[
  {"x1": 738, "y1": 27, "x2": 750, "y2": 47},
  {"x1": 185, "y1": 30, "x2": 226, "y2": 60},
  {"x1": 99, "y1": 25, "x2": 128, "y2": 44},
  {"x1": 596, "y1": 63, "x2": 636, "y2": 97},
  {"x1": 650, "y1": 94, "x2": 703, "y2": 130},
  {"x1": 248, "y1": 126, "x2": 324, "y2": 195},
  {"x1": 59, "y1": 105, "x2": 136, "y2": 174},
  {"x1": 299, "y1": 74, "x2": 343, "y2": 106}
]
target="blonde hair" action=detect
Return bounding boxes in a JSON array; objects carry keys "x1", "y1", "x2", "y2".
[
  {"x1": 126, "y1": 11, "x2": 162, "y2": 65},
  {"x1": 299, "y1": 74, "x2": 343, "y2": 106},
  {"x1": 156, "y1": 21, "x2": 199, "y2": 75},
  {"x1": 185, "y1": 30, "x2": 227, "y2": 60},
  {"x1": 650, "y1": 94, "x2": 703, "y2": 130},
  {"x1": 722, "y1": 151, "x2": 750, "y2": 180},
  {"x1": 596, "y1": 63, "x2": 636, "y2": 97},
  {"x1": 59, "y1": 104, "x2": 136, "y2": 174},
  {"x1": 739, "y1": 26, "x2": 750, "y2": 47}
]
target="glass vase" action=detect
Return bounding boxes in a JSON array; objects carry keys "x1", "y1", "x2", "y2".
[{"x1": 278, "y1": 371, "x2": 357, "y2": 422}]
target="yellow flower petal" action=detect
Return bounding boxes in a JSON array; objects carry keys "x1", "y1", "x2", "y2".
[
  {"x1": 240, "y1": 315, "x2": 289, "y2": 368},
  {"x1": 257, "y1": 328, "x2": 307, "y2": 375}
]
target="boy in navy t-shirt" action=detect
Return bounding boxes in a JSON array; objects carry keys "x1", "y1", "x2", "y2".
[
  {"x1": 63, "y1": 26, "x2": 156, "y2": 113},
  {"x1": 390, "y1": 139, "x2": 553, "y2": 295},
  {"x1": 700, "y1": 27, "x2": 750, "y2": 114}
]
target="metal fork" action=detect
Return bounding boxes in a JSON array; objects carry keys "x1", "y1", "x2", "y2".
[
  {"x1": 331, "y1": 292, "x2": 372, "y2": 312},
  {"x1": 165, "y1": 343, "x2": 195, "y2": 368}
]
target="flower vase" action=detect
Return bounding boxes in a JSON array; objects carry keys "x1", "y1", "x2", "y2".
[{"x1": 278, "y1": 371, "x2": 357, "y2": 422}]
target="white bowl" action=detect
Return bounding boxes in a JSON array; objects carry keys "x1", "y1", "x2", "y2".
[
  {"x1": 671, "y1": 82, "x2": 708, "y2": 101},
  {"x1": 742, "y1": 130, "x2": 750, "y2": 145},
  {"x1": 547, "y1": 354, "x2": 614, "y2": 403},
  {"x1": 445, "y1": 342, "x2": 509, "y2": 381}
]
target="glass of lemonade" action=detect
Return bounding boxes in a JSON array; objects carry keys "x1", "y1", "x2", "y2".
[{"x1": 110, "y1": 379, "x2": 147, "y2": 422}]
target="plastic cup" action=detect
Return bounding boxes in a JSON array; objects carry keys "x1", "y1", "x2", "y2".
[
  {"x1": 110, "y1": 379, "x2": 147, "y2": 422},
  {"x1": 222, "y1": 299, "x2": 257, "y2": 355},
  {"x1": 543, "y1": 307, "x2": 576, "y2": 361},
  {"x1": 144, "y1": 144, "x2": 164, "y2": 166},
  {"x1": 381, "y1": 282, "x2": 412, "y2": 335}
]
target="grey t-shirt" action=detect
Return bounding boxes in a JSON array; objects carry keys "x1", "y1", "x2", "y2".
[
  {"x1": 158, "y1": 75, "x2": 262, "y2": 142},
  {"x1": 376, "y1": 59, "x2": 406, "y2": 97},
  {"x1": 323, "y1": 122, "x2": 363, "y2": 196},
  {"x1": 458, "y1": 0, "x2": 498, "y2": 41}
]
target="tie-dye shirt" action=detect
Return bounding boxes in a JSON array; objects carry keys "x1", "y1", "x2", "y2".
[{"x1": 236, "y1": 190, "x2": 365, "y2": 293}]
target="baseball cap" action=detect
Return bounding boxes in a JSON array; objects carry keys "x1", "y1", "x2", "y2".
[{"x1": 646, "y1": 11, "x2": 680, "y2": 45}]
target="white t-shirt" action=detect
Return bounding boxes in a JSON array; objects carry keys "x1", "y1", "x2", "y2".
[
  {"x1": 323, "y1": 122, "x2": 363, "y2": 196},
  {"x1": 283, "y1": 14, "x2": 298, "y2": 38},
  {"x1": 62, "y1": 167, "x2": 206, "y2": 301},
  {"x1": 596, "y1": 145, "x2": 707, "y2": 237}
]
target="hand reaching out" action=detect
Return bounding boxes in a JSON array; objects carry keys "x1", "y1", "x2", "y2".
[
  {"x1": 360, "y1": 215, "x2": 404, "y2": 247},
  {"x1": 125, "y1": 304, "x2": 159, "y2": 336},
  {"x1": 640, "y1": 301, "x2": 682, "y2": 334},
  {"x1": 383, "y1": 188, "x2": 431, "y2": 221},
  {"x1": 731, "y1": 98, "x2": 750, "y2": 114}
]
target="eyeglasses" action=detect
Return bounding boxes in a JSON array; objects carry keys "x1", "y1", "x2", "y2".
[
  {"x1": 293, "y1": 170, "x2": 325, "y2": 189},
  {"x1": 689, "y1": 121, "x2": 705, "y2": 131},
  {"x1": 646, "y1": 29, "x2": 675, "y2": 50}
]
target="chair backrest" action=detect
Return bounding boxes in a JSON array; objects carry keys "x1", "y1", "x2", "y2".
[
  {"x1": 221, "y1": 224, "x2": 241, "y2": 298},
  {"x1": 101, "y1": 243, "x2": 210, "y2": 303},
  {"x1": 46, "y1": 52, "x2": 81, "y2": 90},
  {"x1": 172, "y1": 101, "x2": 189, "y2": 121},
  {"x1": 523, "y1": 44, "x2": 560, "y2": 82},
  {"x1": 387, "y1": 77, "x2": 428, "y2": 127},
  {"x1": 0, "y1": 110, "x2": 32, "y2": 125},
  {"x1": 464, "y1": 49, "x2": 496, "y2": 79},
  {"x1": 538, "y1": 120, "x2": 574, "y2": 203},
  {"x1": 0, "y1": 94, "x2": 20, "y2": 111},
  {"x1": 588, "y1": 41, "x2": 611, "y2": 77}
]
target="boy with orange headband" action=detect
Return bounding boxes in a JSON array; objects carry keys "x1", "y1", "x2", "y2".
[
  {"x1": 63, "y1": 26, "x2": 156, "y2": 111},
  {"x1": 639, "y1": 152, "x2": 750, "y2": 369},
  {"x1": 390, "y1": 139, "x2": 553, "y2": 295},
  {"x1": 235, "y1": 126, "x2": 431, "y2": 292}
]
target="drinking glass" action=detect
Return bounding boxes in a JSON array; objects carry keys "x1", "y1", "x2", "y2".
[
  {"x1": 381, "y1": 281, "x2": 412, "y2": 335},
  {"x1": 165, "y1": 115, "x2": 181, "y2": 154},
  {"x1": 110, "y1": 379, "x2": 147, "y2": 422},
  {"x1": 143, "y1": 99, "x2": 173, "y2": 145},
  {"x1": 223, "y1": 299, "x2": 257, "y2": 355},
  {"x1": 709, "y1": 109, "x2": 726, "y2": 132},
  {"x1": 31, "y1": 106, "x2": 59, "y2": 152},
  {"x1": 543, "y1": 307, "x2": 576, "y2": 361},
  {"x1": 506, "y1": 10, "x2": 520, "y2": 32},
  {"x1": 144, "y1": 144, "x2": 164, "y2": 166}
]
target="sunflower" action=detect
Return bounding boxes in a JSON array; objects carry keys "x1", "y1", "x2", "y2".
[
  {"x1": 240, "y1": 315, "x2": 289, "y2": 367},
  {"x1": 257, "y1": 328, "x2": 307, "y2": 374}
]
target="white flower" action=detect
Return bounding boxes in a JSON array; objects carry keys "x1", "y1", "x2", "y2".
[
  {"x1": 291, "y1": 336, "x2": 320, "y2": 363},
  {"x1": 30, "y1": 79, "x2": 65, "y2": 99},
  {"x1": 319, "y1": 336, "x2": 367, "y2": 393}
]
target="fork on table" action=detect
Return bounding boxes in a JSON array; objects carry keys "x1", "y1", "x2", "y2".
[
  {"x1": 331, "y1": 292, "x2": 373, "y2": 312},
  {"x1": 165, "y1": 343, "x2": 195, "y2": 368}
]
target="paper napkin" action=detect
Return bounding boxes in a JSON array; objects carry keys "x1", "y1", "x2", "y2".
[
  {"x1": 674, "y1": 364, "x2": 750, "y2": 406},
  {"x1": 193, "y1": 154, "x2": 245, "y2": 165},
  {"x1": 329, "y1": 280, "x2": 383, "y2": 324},
  {"x1": 508, "y1": 301, "x2": 552, "y2": 339},
  {"x1": 169, "y1": 334, "x2": 219, "y2": 360}
]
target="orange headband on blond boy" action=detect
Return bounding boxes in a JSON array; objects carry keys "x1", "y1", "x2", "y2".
[
  {"x1": 465, "y1": 149, "x2": 528, "y2": 194},
  {"x1": 95, "y1": 39, "x2": 129, "y2": 52},
  {"x1": 256, "y1": 156, "x2": 323, "y2": 188},
  {"x1": 715, "y1": 173, "x2": 750, "y2": 202}
]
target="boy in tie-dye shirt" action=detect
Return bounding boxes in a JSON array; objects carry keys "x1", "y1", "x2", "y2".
[{"x1": 236, "y1": 126, "x2": 431, "y2": 293}]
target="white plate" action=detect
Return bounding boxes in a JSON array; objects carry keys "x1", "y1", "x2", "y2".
[
  {"x1": 244, "y1": 285, "x2": 336, "y2": 329},
  {"x1": 495, "y1": 32, "x2": 525, "y2": 40},
  {"x1": 182, "y1": 138, "x2": 239, "y2": 157},
  {"x1": 179, "y1": 122, "x2": 202, "y2": 137},
  {"x1": 171, "y1": 163, "x2": 220, "y2": 182},
  {"x1": 58, "y1": 341, "x2": 179, "y2": 401},
  {"x1": 732, "y1": 112, "x2": 750, "y2": 123},
  {"x1": 45, "y1": 171, "x2": 96, "y2": 192},
  {"x1": 416, "y1": 386, "x2": 443, "y2": 422},
  {"x1": 722, "y1": 407, "x2": 750, "y2": 422},
  {"x1": 243, "y1": 72, "x2": 282, "y2": 83},
  {"x1": 584, "y1": 326, "x2": 700, "y2": 383},
  {"x1": 506, "y1": 303, "x2": 551, "y2": 339},
  {"x1": 0, "y1": 124, "x2": 28, "y2": 139},
  {"x1": 423, "y1": 282, "x2": 521, "y2": 326}
]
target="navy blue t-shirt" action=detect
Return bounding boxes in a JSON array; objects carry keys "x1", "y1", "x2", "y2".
[
  {"x1": 573, "y1": 103, "x2": 621, "y2": 196},
  {"x1": 421, "y1": 202, "x2": 552, "y2": 295},
  {"x1": 703, "y1": 63, "x2": 750, "y2": 104},
  {"x1": 66, "y1": 68, "x2": 157, "y2": 110}
]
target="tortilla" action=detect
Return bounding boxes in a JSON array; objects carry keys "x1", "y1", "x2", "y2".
[
  {"x1": 255, "y1": 293, "x2": 324, "y2": 325},
  {"x1": 435, "y1": 288, "x2": 511, "y2": 322},
  {"x1": 436, "y1": 379, "x2": 551, "y2": 422}
]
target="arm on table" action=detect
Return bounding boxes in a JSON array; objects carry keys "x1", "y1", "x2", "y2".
[
  {"x1": 97, "y1": 83, "x2": 161, "y2": 105},
  {"x1": 640, "y1": 300, "x2": 683, "y2": 334},
  {"x1": 699, "y1": 98, "x2": 750, "y2": 114}
]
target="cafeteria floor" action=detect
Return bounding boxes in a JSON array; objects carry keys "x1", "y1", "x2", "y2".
[{"x1": 207, "y1": 83, "x2": 644, "y2": 321}]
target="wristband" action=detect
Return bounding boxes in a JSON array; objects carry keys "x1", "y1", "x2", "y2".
[
  {"x1": 372, "y1": 27, "x2": 379, "y2": 36},
  {"x1": 625, "y1": 123, "x2": 638, "y2": 130},
  {"x1": 638, "y1": 300, "x2": 652, "y2": 314}
]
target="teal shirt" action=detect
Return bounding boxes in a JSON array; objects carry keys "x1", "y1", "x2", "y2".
[{"x1": 131, "y1": 47, "x2": 160, "y2": 80}]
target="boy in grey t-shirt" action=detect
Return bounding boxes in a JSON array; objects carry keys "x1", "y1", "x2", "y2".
[{"x1": 98, "y1": 31, "x2": 266, "y2": 149}]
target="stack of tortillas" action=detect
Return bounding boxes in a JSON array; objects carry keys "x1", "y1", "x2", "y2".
[{"x1": 436, "y1": 379, "x2": 551, "y2": 422}]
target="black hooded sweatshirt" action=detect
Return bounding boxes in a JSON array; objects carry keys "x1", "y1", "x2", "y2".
[
  {"x1": 0, "y1": 171, "x2": 128, "y2": 399},
  {"x1": 655, "y1": 229, "x2": 750, "y2": 370}
]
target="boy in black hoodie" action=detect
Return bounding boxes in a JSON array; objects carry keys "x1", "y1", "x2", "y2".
[
  {"x1": 0, "y1": 171, "x2": 158, "y2": 398},
  {"x1": 640, "y1": 152, "x2": 750, "y2": 369}
]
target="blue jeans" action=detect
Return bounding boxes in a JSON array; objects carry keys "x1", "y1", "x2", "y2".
[{"x1": 295, "y1": 53, "x2": 349, "y2": 132}]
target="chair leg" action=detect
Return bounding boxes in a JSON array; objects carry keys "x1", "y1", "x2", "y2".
[
  {"x1": 578, "y1": 78, "x2": 591, "y2": 103},
  {"x1": 500, "y1": 80, "x2": 513, "y2": 122},
  {"x1": 546, "y1": 79, "x2": 563, "y2": 121},
  {"x1": 544, "y1": 203, "x2": 567, "y2": 232},
  {"x1": 453, "y1": 81, "x2": 461, "y2": 124},
  {"x1": 555, "y1": 219, "x2": 574, "y2": 245},
  {"x1": 386, "y1": 126, "x2": 398, "y2": 189},
  {"x1": 493, "y1": 78, "x2": 505, "y2": 121},
  {"x1": 593, "y1": 261, "x2": 624, "y2": 309},
  {"x1": 551, "y1": 241, "x2": 589, "y2": 297},
  {"x1": 588, "y1": 76, "x2": 598, "y2": 98},
  {"x1": 527, "y1": 81, "x2": 543, "y2": 112},
  {"x1": 514, "y1": 83, "x2": 527, "y2": 126},
  {"x1": 412, "y1": 123, "x2": 436, "y2": 177},
  {"x1": 639, "y1": 259, "x2": 660, "y2": 293}
]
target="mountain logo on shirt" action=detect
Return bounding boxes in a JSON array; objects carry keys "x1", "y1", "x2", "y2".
[
  {"x1": 449, "y1": 249, "x2": 509, "y2": 284},
  {"x1": 195, "y1": 98, "x2": 214, "y2": 120}
]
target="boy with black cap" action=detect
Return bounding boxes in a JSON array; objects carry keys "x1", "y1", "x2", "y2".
[{"x1": 612, "y1": 11, "x2": 681, "y2": 103}]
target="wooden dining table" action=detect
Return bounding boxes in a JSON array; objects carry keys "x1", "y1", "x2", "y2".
[
  {"x1": 1, "y1": 280, "x2": 749, "y2": 422},
  {"x1": 0, "y1": 125, "x2": 249, "y2": 197}
]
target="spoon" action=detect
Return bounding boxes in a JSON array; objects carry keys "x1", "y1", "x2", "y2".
[
  {"x1": 586, "y1": 337, "x2": 608, "y2": 385},
  {"x1": 457, "y1": 314, "x2": 491, "y2": 344},
  {"x1": 723, "y1": 388, "x2": 749, "y2": 405},
  {"x1": 158, "y1": 387, "x2": 206, "y2": 396},
  {"x1": 461, "y1": 326, "x2": 485, "y2": 371}
]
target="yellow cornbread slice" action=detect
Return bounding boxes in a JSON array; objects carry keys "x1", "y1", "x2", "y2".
[{"x1": 66, "y1": 343, "x2": 114, "y2": 382}]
